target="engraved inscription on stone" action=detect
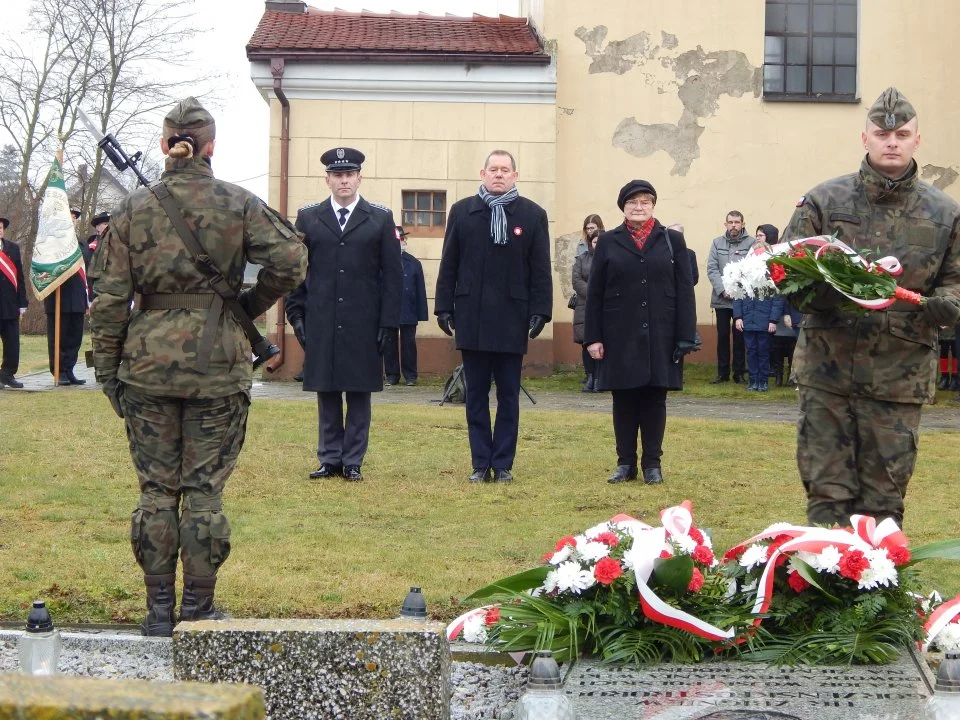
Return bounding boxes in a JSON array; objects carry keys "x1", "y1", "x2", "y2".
[{"x1": 700, "y1": 712, "x2": 802, "y2": 720}]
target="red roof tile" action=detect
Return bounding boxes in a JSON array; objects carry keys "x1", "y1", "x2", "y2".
[{"x1": 246, "y1": 8, "x2": 547, "y2": 62}]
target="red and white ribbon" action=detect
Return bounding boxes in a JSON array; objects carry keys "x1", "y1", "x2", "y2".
[
  {"x1": 446, "y1": 606, "x2": 493, "y2": 641},
  {"x1": 922, "y1": 594, "x2": 960, "y2": 652}
]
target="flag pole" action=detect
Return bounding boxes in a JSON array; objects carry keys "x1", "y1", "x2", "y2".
[{"x1": 52, "y1": 139, "x2": 66, "y2": 386}]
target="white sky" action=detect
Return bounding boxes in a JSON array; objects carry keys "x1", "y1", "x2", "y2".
[{"x1": 3, "y1": 0, "x2": 520, "y2": 200}]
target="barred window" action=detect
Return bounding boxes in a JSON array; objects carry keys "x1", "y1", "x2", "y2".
[
  {"x1": 401, "y1": 191, "x2": 446, "y2": 238},
  {"x1": 763, "y1": 0, "x2": 858, "y2": 102}
]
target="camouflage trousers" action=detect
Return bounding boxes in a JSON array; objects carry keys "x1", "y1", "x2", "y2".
[
  {"x1": 797, "y1": 386, "x2": 920, "y2": 527},
  {"x1": 121, "y1": 386, "x2": 250, "y2": 577}
]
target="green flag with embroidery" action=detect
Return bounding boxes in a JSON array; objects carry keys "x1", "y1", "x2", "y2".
[{"x1": 30, "y1": 156, "x2": 83, "y2": 301}]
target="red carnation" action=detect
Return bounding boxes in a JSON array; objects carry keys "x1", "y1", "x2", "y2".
[
  {"x1": 595, "y1": 531, "x2": 620, "y2": 547},
  {"x1": 787, "y1": 571, "x2": 810, "y2": 593},
  {"x1": 838, "y1": 548, "x2": 870, "y2": 581},
  {"x1": 723, "y1": 545, "x2": 746, "y2": 562},
  {"x1": 593, "y1": 557, "x2": 623, "y2": 585},
  {"x1": 688, "y1": 527, "x2": 704, "y2": 544},
  {"x1": 687, "y1": 567, "x2": 704, "y2": 592},
  {"x1": 484, "y1": 607, "x2": 500, "y2": 626},
  {"x1": 692, "y1": 544, "x2": 715, "y2": 566},
  {"x1": 554, "y1": 536, "x2": 577, "y2": 551},
  {"x1": 659, "y1": 549, "x2": 673, "y2": 559},
  {"x1": 790, "y1": 249, "x2": 806, "y2": 258},
  {"x1": 769, "y1": 263, "x2": 787, "y2": 285},
  {"x1": 886, "y1": 545, "x2": 911, "y2": 566}
]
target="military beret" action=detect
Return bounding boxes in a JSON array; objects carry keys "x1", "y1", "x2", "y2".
[
  {"x1": 164, "y1": 97, "x2": 215, "y2": 132},
  {"x1": 0, "y1": 217, "x2": 9, "y2": 229},
  {"x1": 70, "y1": 207, "x2": 81, "y2": 219},
  {"x1": 91, "y1": 212, "x2": 110, "y2": 227},
  {"x1": 867, "y1": 87, "x2": 916, "y2": 130},
  {"x1": 321, "y1": 147, "x2": 364, "y2": 173},
  {"x1": 617, "y1": 179, "x2": 657, "y2": 211}
]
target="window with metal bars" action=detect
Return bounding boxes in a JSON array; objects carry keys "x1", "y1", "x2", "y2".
[
  {"x1": 763, "y1": 0, "x2": 858, "y2": 102},
  {"x1": 401, "y1": 190, "x2": 447, "y2": 237}
]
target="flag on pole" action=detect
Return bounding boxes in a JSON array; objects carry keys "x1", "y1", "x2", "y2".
[{"x1": 30, "y1": 155, "x2": 83, "y2": 301}]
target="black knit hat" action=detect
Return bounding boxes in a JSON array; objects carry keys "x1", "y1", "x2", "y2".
[
  {"x1": 617, "y1": 180, "x2": 657, "y2": 211},
  {"x1": 0, "y1": 217, "x2": 9, "y2": 229}
]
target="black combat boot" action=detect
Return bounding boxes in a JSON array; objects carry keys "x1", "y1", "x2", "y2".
[
  {"x1": 951, "y1": 374, "x2": 960, "y2": 392},
  {"x1": 141, "y1": 573, "x2": 176, "y2": 637},
  {"x1": 180, "y1": 575, "x2": 228, "y2": 622},
  {"x1": 938, "y1": 373, "x2": 951, "y2": 390}
]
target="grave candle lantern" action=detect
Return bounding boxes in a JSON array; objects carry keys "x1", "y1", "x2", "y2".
[
  {"x1": 924, "y1": 652, "x2": 960, "y2": 718},
  {"x1": 399, "y1": 586, "x2": 428, "y2": 620},
  {"x1": 18, "y1": 600, "x2": 62, "y2": 676},
  {"x1": 514, "y1": 650, "x2": 577, "y2": 720}
]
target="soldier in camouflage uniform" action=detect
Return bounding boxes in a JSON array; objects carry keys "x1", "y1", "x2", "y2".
[
  {"x1": 88, "y1": 97, "x2": 307, "y2": 636},
  {"x1": 783, "y1": 87, "x2": 960, "y2": 527}
]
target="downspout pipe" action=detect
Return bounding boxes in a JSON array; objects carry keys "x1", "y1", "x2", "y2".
[{"x1": 265, "y1": 56, "x2": 291, "y2": 375}]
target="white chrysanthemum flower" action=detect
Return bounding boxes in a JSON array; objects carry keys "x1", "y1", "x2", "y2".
[
  {"x1": 858, "y1": 548, "x2": 898, "y2": 590},
  {"x1": 813, "y1": 545, "x2": 842, "y2": 574},
  {"x1": 739, "y1": 544, "x2": 768, "y2": 571},
  {"x1": 577, "y1": 541, "x2": 611, "y2": 563},
  {"x1": 549, "y1": 545, "x2": 572, "y2": 566},
  {"x1": 585, "y1": 521, "x2": 611, "y2": 539},
  {"x1": 765, "y1": 522, "x2": 795, "y2": 533},
  {"x1": 721, "y1": 254, "x2": 775, "y2": 300},
  {"x1": 724, "y1": 578, "x2": 738, "y2": 600},
  {"x1": 621, "y1": 546, "x2": 654, "y2": 582},
  {"x1": 554, "y1": 561, "x2": 596, "y2": 594},
  {"x1": 787, "y1": 555, "x2": 810, "y2": 577},
  {"x1": 790, "y1": 550, "x2": 819, "y2": 571},
  {"x1": 528, "y1": 587, "x2": 543, "y2": 598},
  {"x1": 673, "y1": 533, "x2": 698, "y2": 555},
  {"x1": 462, "y1": 615, "x2": 488, "y2": 644},
  {"x1": 543, "y1": 569, "x2": 559, "y2": 594},
  {"x1": 934, "y1": 624, "x2": 960, "y2": 654}
]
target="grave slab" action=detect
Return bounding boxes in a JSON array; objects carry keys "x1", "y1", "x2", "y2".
[
  {"x1": 564, "y1": 648, "x2": 934, "y2": 719},
  {"x1": 173, "y1": 618, "x2": 451, "y2": 720}
]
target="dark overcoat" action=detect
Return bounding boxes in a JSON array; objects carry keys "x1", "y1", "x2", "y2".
[
  {"x1": 434, "y1": 194, "x2": 552, "y2": 355},
  {"x1": 0, "y1": 238, "x2": 27, "y2": 319},
  {"x1": 399, "y1": 251, "x2": 428, "y2": 326},
  {"x1": 571, "y1": 248, "x2": 593, "y2": 344},
  {"x1": 43, "y1": 240, "x2": 92, "y2": 314},
  {"x1": 584, "y1": 221, "x2": 697, "y2": 390},
  {"x1": 288, "y1": 197, "x2": 402, "y2": 392}
]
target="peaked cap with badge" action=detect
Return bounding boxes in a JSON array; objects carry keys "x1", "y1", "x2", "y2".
[
  {"x1": 91, "y1": 212, "x2": 110, "y2": 228},
  {"x1": 867, "y1": 87, "x2": 916, "y2": 131},
  {"x1": 321, "y1": 147, "x2": 364, "y2": 173}
]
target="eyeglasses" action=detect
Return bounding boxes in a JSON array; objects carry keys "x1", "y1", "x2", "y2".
[{"x1": 624, "y1": 198, "x2": 654, "y2": 208}]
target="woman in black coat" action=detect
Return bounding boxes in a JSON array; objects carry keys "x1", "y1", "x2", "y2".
[
  {"x1": 571, "y1": 213, "x2": 604, "y2": 391},
  {"x1": 584, "y1": 180, "x2": 697, "y2": 485}
]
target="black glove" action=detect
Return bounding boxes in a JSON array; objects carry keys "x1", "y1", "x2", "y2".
[
  {"x1": 528, "y1": 314, "x2": 547, "y2": 339},
  {"x1": 103, "y1": 377, "x2": 125, "y2": 419},
  {"x1": 377, "y1": 327, "x2": 390, "y2": 355},
  {"x1": 922, "y1": 296, "x2": 960, "y2": 327},
  {"x1": 437, "y1": 312, "x2": 455, "y2": 336},
  {"x1": 672, "y1": 339, "x2": 700, "y2": 364},
  {"x1": 290, "y1": 316, "x2": 307, "y2": 349}
]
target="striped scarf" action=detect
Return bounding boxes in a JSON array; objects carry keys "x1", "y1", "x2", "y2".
[{"x1": 477, "y1": 184, "x2": 519, "y2": 245}]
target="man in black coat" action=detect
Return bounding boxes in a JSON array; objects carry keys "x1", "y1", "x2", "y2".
[
  {"x1": 383, "y1": 226, "x2": 428, "y2": 386},
  {"x1": 44, "y1": 210, "x2": 93, "y2": 385},
  {"x1": 285, "y1": 147, "x2": 402, "y2": 482},
  {"x1": 0, "y1": 217, "x2": 28, "y2": 389},
  {"x1": 434, "y1": 149, "x2": 553, "y2": 483}
]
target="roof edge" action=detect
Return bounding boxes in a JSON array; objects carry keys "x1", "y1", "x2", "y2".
[{"x1": 246, "y1": 49, "x2": 552, "y2": 65}]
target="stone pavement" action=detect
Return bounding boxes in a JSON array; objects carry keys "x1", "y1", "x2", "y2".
[{"x1": 6, "y1": 363, "x2": 960, "y2": 431}]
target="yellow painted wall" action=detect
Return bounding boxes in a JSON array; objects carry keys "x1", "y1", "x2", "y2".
[{"x1": 269, "y1": 98, "x2": 557, "y2": 339}]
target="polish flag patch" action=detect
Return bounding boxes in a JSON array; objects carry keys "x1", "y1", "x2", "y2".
[
  {"x1": 513, "y1": 226, "x2": 523, "y2": 236},
  {"x1": 795, "y1": 195, "x2": 806, "y2": 207}
]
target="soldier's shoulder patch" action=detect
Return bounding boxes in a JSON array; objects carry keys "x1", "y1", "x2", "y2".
[
  {"x1": 300, "y1": 201, "x2": 324, "y2": 212},
  {"x1": 796, "y1": 195, "x2": 806, "y2": 207},
  {"x1": 368, "y1": 202, "x2": 391, "y2": 214}
]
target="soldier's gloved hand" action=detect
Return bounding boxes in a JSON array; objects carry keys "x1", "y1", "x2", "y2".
[
  {"x1": 922, "y1": 295, "x2": 960, "y2": 327},
  {"x1": 528, "y1": 314, "x2": 547, "y2": 339},
  {"x1": 102, "y1": 377, "x2": 125, "y2": 419},
  {"x1": 437, "y1": 312, "x2": 455, "y2": 336},
  {"x1": 290, "y1": 316, "x2": 307, "y2": 349},
  {"x1": 377, "y1": 327, "x2": 390, "y2": 355}
]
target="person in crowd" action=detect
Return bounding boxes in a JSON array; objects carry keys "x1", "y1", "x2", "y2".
[
  {"x1": 285, "y1": 147, "x2": 402, "y2": 483},
  {"x1": 783, "y1": 87, "x2": 960, "y2": 526},
  {"x1": 382, "y1": 226, "x2": 428, "y2": 386},
  {"x1": 87, "y1": 211, "x2": 110, "y2": 253},
  {"x1": 667, "y1": 223, "x2": 699, "y2": 286},
  {"x1": 0, "y1": 216, "x2": 27, "y2": 389},
  {"x1": 89, "y1": 97, "x2": 306, "y2": 636},
  {"x1": 733, "y1": 225, "x2": 781, "y2": 392},
  {"x1": 572, "y1": 214, "x2": 603, "y2": 392},
  {"x1": 771, "y1": 297, "x2": 803, "y2": 387},
  {"x1": 706, "y1": 211, "x2": 753, "y2": 384},
  {"x1": 584, "y1": 180, "x2": 697, "y2": 485},
  {"x1": 434, "y1": 149, "x2": 552, "y2": 483},
  {"x1": 936, "y1": 325, "x2": 958, "y2": 391}
]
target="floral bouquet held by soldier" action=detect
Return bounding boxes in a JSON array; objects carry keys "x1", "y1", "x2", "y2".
[{"x1": 722, "y1": 234, "x2": 927, "y2": 313}]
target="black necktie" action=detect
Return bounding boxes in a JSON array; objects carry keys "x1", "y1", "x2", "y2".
[{"x1": 338, "y1": 207, "x2": 349, "y2": 229}]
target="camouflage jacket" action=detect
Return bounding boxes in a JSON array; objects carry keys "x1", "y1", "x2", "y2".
[
  {"x1": 783, "y1": 156, "x2": 960, "y2": 404},
  {"x1": 89, "y1": 156, "x2": 307, "y2": 398}
]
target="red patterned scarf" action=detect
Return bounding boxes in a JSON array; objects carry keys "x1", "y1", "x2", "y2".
[{"x1": 626, "y1": 217, "x2": 656, "y2": 251}]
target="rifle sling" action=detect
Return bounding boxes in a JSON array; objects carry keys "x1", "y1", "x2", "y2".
[{"x1": 147, "y1": 180, "x2": 269, "y2": 373}]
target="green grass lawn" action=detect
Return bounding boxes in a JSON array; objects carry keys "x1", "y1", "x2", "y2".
[{"x1": 1, "y1": 388, "x2": 959, "y2": 625}]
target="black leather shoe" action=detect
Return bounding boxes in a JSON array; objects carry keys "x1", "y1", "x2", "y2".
[
  {"x1": 0, "y1": 375, "x2": 23, "y2": 389},
  {"x1": 385, "y1": 377, "x2": 400, "y2": 386},
  {"x1": 468, "y1": 467, "x2": 491, "y2": 483},
  {"x1": 309, "y1": 463, "x2": 342, "y2": 479},
  {"x1": 733, "y1": 374, "x2": 745, "y2": 385},
  {"x1": 607, "y1": 465, "x2": 638, "y2": 483},
  {"x1": 709, "y1": 376, "x2": 729, "y2": 384},
  {"x1": 67, "y1": 371, "x2": 86, "y2": 385},
  {"x1": 343, "y1": 465, "x2": 363, "y2": 481},
  {"x1": 405, "y1": 379, "x2": 417, "y2": 386},
  {"x1": 643, "y1": 467, "x2": 664, "y2": 485},
  {"x1": 57, "y1": 374, "x2": 72, "y2": 386},
  {"x1": 492, "y1": 469, "x2": 513, "y2": 483}
]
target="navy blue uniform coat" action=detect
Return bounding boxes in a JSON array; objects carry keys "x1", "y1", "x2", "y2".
[
  {"x1": 0, "y1": 239, "x2": 27, "y2": 319},
  {"x1": 399, "y1": 251, "x2": 428, "y2": 326},
  {"x1": 434, "y1": 194, "x2": 552, "y2": 354},
  {"x1": 287, "y1": 197, "x2": 402, "y2": 392},
  {"x1": 584, "y1": 222, "x2": 697, "y2": 390}
]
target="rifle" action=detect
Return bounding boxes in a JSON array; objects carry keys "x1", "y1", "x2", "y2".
[{"x1": 77, "y1": 110, "x2": 279, "y2": 369}]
